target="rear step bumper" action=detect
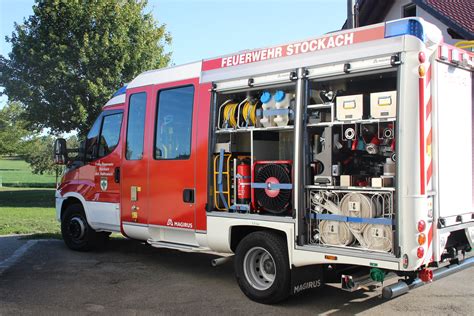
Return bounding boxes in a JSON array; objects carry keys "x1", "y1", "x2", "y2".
[{"x1": 382, "y1": 256, "x2": 474, "y2": 299}]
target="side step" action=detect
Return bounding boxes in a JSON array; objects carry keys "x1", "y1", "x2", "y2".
[
  {"x1": 147, "y1": 239, "x2": 232, "y2": 257},
  {"x1": 147, "y1": 239, "x2": 198, "y2": 252},
  {"x1": 382, "y1": 256, "x2": 474, "y2": 299}
]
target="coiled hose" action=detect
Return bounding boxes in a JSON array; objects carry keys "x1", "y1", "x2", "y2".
[
  {"x1": 241, "y1": 99, "x2": 258, "y2": 126},
  {"x1": 223, "y1": 102, "x2": 238, "y2": 128}
]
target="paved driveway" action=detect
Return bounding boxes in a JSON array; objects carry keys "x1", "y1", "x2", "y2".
[{"x1": 0, "y1": 238, "x2": 472, "y2": 315}]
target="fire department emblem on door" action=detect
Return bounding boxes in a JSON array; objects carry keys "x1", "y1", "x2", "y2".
[{"x1": 100, "y1": 177, "x2": 108, "y2": 191}]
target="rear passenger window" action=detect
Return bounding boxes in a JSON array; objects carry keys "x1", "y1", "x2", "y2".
[
  {"x1": 154, "y1": 85, "x2": 194, "y2": 160},
  {"x1": 126, "y1": 93, "x2": 147, "y2": 160}
]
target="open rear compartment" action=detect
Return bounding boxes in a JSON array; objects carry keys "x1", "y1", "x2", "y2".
[
  {"x1": 303, "y1": 69, "x2": 399, "y2": 255},
  {"x1": 206, "y1": 65, "x2": 401, "y2": 256},
  {"x1": 209, "y1": 81, "x2": 296, "y2": 217}
]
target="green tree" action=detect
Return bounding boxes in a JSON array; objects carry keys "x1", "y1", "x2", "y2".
[
  {"x1": 0, "y1": 101, "x2": 31, "y2": 155},
  {"x1": 22, "y1": 134, "x2": 78, "y2": 175},
  {"x1": 0, "y1": 0, "x2": 171, "y2": 135},
  {"x1": 22, "y1": 136, "x2": 59, "y2": 175}
]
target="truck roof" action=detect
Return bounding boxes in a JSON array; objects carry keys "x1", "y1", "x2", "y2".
[{"x1": 103, "y1": 17, "x2": 472, "y2": 108}]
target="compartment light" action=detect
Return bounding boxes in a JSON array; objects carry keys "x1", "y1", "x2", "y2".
[
  {"x1": 417, "y1": 220, "x2": 426, "y2": 232},
  {"x1": 417, "y1": 246, "x2": 424, "y2": 258},
  {"x1": 402, "y1": 254, "x2": 409, "y2": 269},
  {"x1": 418, "y1": 51, "x2": 426, "y2": 63},
  {"x1": 418, "y1": 233, "x2": 426, "y2": 245},
  {"x1": 418, "y1": 64, "x2": 425, "y2": 77}
]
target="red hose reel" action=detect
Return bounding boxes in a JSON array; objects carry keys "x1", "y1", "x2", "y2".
[{"x1": 251, "y1": 160, "x2": 293, "y2": 215}]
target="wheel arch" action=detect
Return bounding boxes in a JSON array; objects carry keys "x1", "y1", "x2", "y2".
[
  {"x1": 229, "y1": 224, "x2": 294, "y2": 267},
  {"x1": 60, "y1": 197, "x2": 83, "y2": 220},
  {"x1": 59, "y1": 193, "x2": 93, "y2": 227},
  {"x1": 232, "y1": 226, "x2": 293, "y2": 303}
]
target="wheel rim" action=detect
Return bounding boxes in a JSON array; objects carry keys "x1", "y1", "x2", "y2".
[
  {"x1": 243, "y1": 247, "x2": 276, "y2": 291},
  {"x1": 68, "y1": 215, "x2": 86, "y2": 241}
]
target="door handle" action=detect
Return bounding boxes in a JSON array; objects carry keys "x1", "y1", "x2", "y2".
[
  {"x1": 114, "y1": 167, "x2": 120, "y2": 183},
  {"x1": 183, "y1": 188, "x2": 195, "y2": 203}
]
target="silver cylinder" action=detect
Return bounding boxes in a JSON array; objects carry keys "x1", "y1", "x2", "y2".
[
  {"x1": 382, "y1": 256, "x2": 474, "y2": 299},
  {"x1": 293, "y1": 68, "x2": 305, "y2": 244},
  {"x1": 382, "y1": 281, "x2": 409, "y2": 299},
  {"x1": 344, "y1": 127, "x2": 355, "y2": 140}
]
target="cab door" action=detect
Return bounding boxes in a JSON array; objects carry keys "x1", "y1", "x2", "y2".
[
  {"x1": 92, "y1": 110, "x2": 123, "y2": 204},
  {"x1": 120, "y1": 89, "x2": 151, "y2": 228},
  {"x1": 78, "y1": 109, "x2": 123, "y2": 232},
  {"x1": 147, "y1": 80, "x2": 197, "y2": 230}
]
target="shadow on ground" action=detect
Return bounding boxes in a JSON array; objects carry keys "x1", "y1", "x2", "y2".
[
  {"x1": 20, "y1": 232, "x2": 62, "y2": 240},
  {"x1": 0, "y1": 238, "x2": 472, "y2": 315}
]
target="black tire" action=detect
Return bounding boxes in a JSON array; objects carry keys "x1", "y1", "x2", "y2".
[
  {"x1": 234, "y1": 231, "x2": 291, "y2": 304},
  {"x1": 61, "y1": 203, "x2": 109, "y2": 251}
]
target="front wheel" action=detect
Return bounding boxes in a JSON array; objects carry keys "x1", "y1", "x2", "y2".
[
  {"x1": 234, "y1": 231, "x2": 291, "y2": 304},
  {"x1": 61, "y1": 203, "x2": 108, "y2": 251}
]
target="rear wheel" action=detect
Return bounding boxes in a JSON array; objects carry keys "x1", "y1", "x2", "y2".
[
  {"x1": 234, "y1": 231, "x2": 291, "y2": 304},
  {"x1": 61, "y1": 203, "x2": 109, "y2": 251}
]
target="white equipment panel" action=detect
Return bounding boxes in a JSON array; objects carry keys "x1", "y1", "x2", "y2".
[
  {"x1": 370, "y1": 91, "x2": 397, "y2": 119},
  {"x1": 336, "y1": 94, "x2": 363, "y2": 121}
]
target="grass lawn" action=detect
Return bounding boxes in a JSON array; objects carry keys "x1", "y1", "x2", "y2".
[
  {"x1": 0, "y1": 187, "x2": 60, "y2": 238},
  {"x1": 0, "y1": 158, "x2": 121, "y2": 240},
  {"x1": 0, "y1": 158, "x2": 59, "y2": 237},
  {"x1": 0, "y1": 158, "x2": 56, "y2": 188}
]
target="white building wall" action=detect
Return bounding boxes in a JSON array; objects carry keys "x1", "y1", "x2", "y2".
[
  {"x1": 385, "y1": 0, "x2": 412, "y2": 21},
  {"x1": 383, "y1": 0, "x2": 459, "y2": 46},
  {"x1": 417, "y1": 7, "x2": 457, "y2": 46}
]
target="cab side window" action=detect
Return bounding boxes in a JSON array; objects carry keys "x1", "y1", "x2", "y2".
[
  {"x1": 154, "y1": 85, "x2": 194, "y2": 160},
  {"x1": 126, "y1": 93, "x2": 147, "y2": 160},
  {"x1": 98, "y1": 112, "x2": 123, "y2": 158},
  {"x1": 85, "y1": 113, "x2": 104, "y2": 161},
  {"x1": 85, "y1": 110, "x2": 123, "y2": 161}
]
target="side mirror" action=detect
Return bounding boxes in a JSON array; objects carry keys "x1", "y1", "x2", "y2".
[
  {"x1": 53, "y1": 138, "x2": 68, "y2": 165},
  {"x1": 77, "y1": 140, "x2": 86, "y2": 160}
]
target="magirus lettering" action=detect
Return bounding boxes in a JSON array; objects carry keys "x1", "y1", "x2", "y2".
[{"x1": 293, "y1": 280, "x2": 322, "y2": 293}]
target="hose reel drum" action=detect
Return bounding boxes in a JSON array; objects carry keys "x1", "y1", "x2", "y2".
[
  {"x1": 316, "y1": 192, "x2": 393, "y2": 252},
  {"x1": 340, "y1": 193, "x2": 381, "y2": 232}
]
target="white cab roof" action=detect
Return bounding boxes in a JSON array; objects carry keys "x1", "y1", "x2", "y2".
[
  {"x1": 127, "y1": 61, "x2": 202, "y2": 89},
  {"x1": 104, "y1": 93, "x2": 126, "y2": 107}
]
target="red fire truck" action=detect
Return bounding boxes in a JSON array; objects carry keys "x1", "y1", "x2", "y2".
[{"x1": 54, "y1": 18, "x2": 474, "y2": 303}]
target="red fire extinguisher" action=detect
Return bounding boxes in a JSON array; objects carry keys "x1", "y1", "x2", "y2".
[{"x1": 237, "y1": 160, "x2": 251, "y2": 204}]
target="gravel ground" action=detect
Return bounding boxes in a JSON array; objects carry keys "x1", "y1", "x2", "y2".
[{"x1": 0, "y1": 238, "x2": 472, "y2": 315}]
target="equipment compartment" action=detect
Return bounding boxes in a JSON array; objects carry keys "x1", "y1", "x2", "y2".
[
  {"x1": 216, "y1": 86, "x2": 296, "y2": 131},
  {"x1": 303, "y1": 70, "x2": 398, "y2": 253},
  {"x1": 308, "y1": 189, "x2": 394, "y2": 253},
  {"x1": 210, "y1": 83, "x2": 296, "y2": 216},
  {"x1": 308, "y1": 121, "x2": 396, "y2": 188}
]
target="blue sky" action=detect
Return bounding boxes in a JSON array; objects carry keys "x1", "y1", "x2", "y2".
[{"x1": 0, "y1": 0, "x2": 347, "y2": 106}]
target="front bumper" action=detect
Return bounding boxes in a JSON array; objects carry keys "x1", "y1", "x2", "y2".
[{"x1": 55, "y1": 190, "x2": 65, "y2": 222}]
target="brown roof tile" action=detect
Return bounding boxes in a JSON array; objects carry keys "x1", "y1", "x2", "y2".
[{"x1": 422, "y1": 0, "x2": 474, "y2": 36}]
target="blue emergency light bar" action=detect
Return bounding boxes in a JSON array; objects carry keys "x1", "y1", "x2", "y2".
[
  {"x1": 112, "y1": 85, "x2": 127, "y2": 97},
  {"x1": 384, "y1": 18, "x2": 425, "y2": 42}
]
